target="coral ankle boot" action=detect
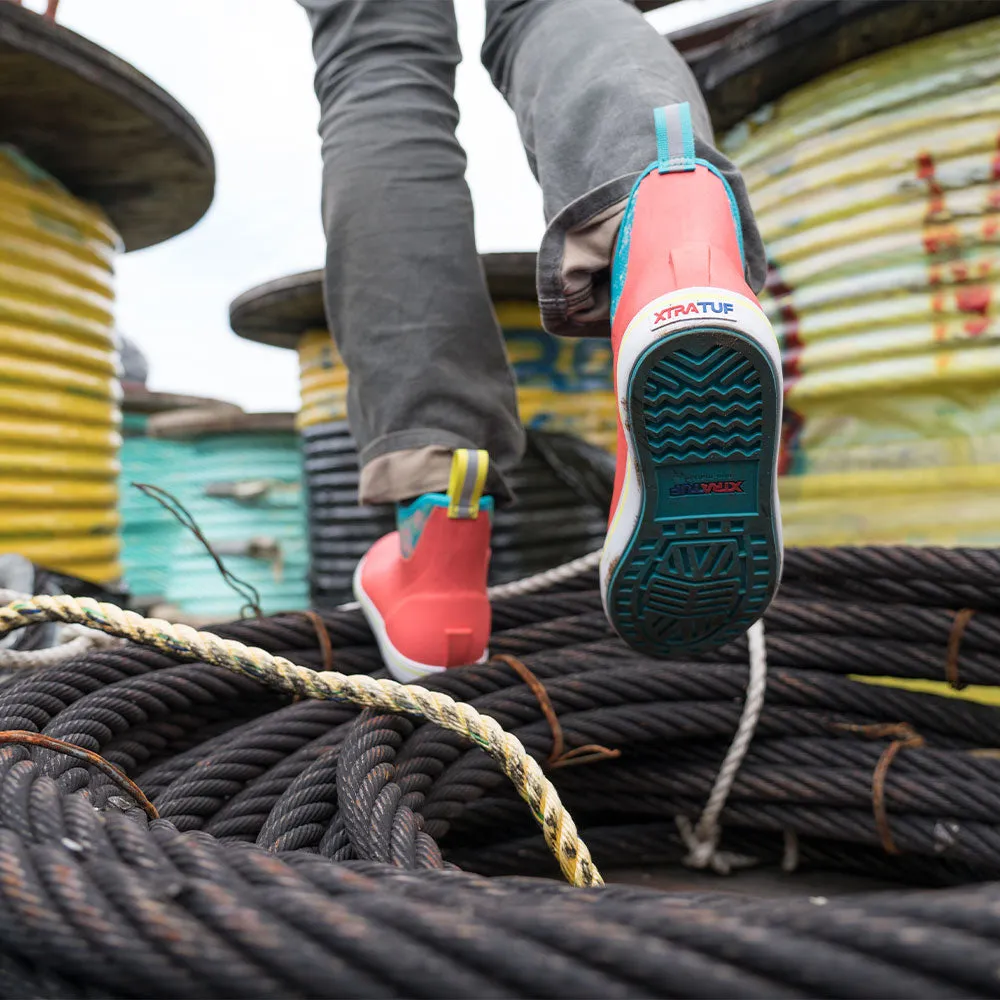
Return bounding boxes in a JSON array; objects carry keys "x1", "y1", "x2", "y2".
[
  {"x1": 601, "y1": 102, "x2": 784, "y2": 656},
  {"x1": 354, "y1": 449, "x2": 492, "y2": 682}
]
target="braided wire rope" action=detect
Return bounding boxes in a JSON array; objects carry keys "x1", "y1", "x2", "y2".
[
  {"x1": 0, "y1": 545, "x2": 994, "y2": 995},
  {"x1": 0, "y1": 594, "x2": 600, "y2": 886}
]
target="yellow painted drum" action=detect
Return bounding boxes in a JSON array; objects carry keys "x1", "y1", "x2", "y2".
[
  {"x1": 495, "y1": 303, "x2": 616, "y2": 453},
  {"x1": 724, "y1": 16, "x2": 1000, "y2": 546},
  {"x1": 0, "y1": 146, "x2": 121, "y2": 581},
  {"x1": 296, "y1": 303, "x2": 618, "y2": 452},
  {"x1": 297, "y1": 329, "x2": 349, "y2": 431}
]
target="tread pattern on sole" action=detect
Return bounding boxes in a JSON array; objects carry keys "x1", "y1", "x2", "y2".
[
  {"x1": 609, "y1": 334, "x2": 779, "y2": 655},
  {"x1": 642, "y1": 346, "x2": 763, "y2": 462}
]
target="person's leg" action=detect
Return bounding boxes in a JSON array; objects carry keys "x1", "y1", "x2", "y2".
[
  {"x1": 482, "y1": 0, "x2": 765, "y2": 336},
  {"x1": 298, "y1": 0, "x2": 522, "y2": 679},
  {"x1": 483, "y1": 0, "x2": 781, "y2": 657},
  {"x1": 298, "y1": 0, "x2": 524, "y2": 506}
]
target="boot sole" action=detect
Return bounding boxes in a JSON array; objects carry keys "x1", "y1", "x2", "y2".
[{"x1": 603, "y1": 290, "x2": 783, "y2": 655}]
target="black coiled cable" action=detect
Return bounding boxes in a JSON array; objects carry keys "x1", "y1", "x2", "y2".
[{"x1": 0, "y1": 545, "x2": 998, "y2": 995}]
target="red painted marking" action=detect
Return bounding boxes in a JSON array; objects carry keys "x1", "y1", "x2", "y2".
[
  {"x1": 778, "y1": 408, "x2": 805, "y2": 477},
  {"x1": 916, "y1": 151, "x2": 937, "y2": 183},
  {"x1": 917, "y1": 150, "x2": 947, "y2": 220},
  {"x1": 923, "y1": 226, "x2": 961, "y2": 255},
  {"x1": 782, "y1": 346, "x2": 803, "y2": 379},
  {"x1": 767, "y1": 260, "x2": 804, "y2": 477},
  {"x1": 956, "y1": 286, "x2": 991, "y2": 315},
  {"x1": 767, "y1": 262, "x2": 801, "y2": 348},
  {"x1": 964, "y1": 318, "x2": 989, "y2": 338}
]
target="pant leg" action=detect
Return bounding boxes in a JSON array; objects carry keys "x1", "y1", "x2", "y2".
[
  {"x1": 297, "y1": 0, "x2": 525, "y2": 505},
  {"x1": 482, "y1": 0, "x2": 767, "y2": 339}
]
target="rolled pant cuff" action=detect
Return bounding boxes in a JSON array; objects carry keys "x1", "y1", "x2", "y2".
[
  {"x1": 359, "y1": 431, "x2": 516, "y2": 506},
  {"x1": 536, "y1": 140, "x2": 767, "y2": 341},
  {"x1": 536, "y1": 172, "x2": 636, "y2": 340}
]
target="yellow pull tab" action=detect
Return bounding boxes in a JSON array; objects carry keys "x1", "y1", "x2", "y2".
[{"x1": 447, "y1": 449, "x2": 489, "y2": 519}]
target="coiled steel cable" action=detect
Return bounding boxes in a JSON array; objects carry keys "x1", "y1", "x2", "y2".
[
  {"x1": 0, "y1": 545, "x2": 996, "y2": 994},
  {"x1": 0, "y1": 594, "x2": 601, "y2": 887},
  {"x1": 0, "y1": 755, "x2": 993, "y2": 996}
]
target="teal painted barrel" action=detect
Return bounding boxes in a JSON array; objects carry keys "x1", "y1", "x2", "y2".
[
  {"x1": 120, "y1": 411, "x2": 183, "y2": 600},
  {"x1": 120, "y1": 390, "x2": 241, "y2": 604},
  {"x1": 146, "y1": 410, "x2": 308, "y2": 618}
]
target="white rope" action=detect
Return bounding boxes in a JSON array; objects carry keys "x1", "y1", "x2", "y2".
[
  {"x1": 782, "y1": 828, "x2": 800, "y2": 873},
  {"x1": 485, "y1": 548, "x2": 602, "y2": 600},
  {"x1": 676, "y1": 618, "x2": 768, "y2": 874},
  {"x1": 0, "y1": 595, "x2": 125, "y2": 672},
  {"x1": 337, "y1": 547, "x2": 604, "y2": 612},
  {"x1": 0, "y1": 634, "x2": 95, "y2": 670}
]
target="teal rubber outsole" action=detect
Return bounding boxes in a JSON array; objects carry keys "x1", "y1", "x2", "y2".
[{"x1": 606, "y1": 327, "x2": 781, "y2": 656}]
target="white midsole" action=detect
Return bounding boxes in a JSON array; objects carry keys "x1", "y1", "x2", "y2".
[
  {"x1": 353, "y1": 555, "x2": 488, "y2": 683},
  {"x1": 600, "y1": 287, "x2": 785, "y2": 616}
]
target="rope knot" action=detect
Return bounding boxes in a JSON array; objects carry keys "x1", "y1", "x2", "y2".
[
  {"x1": 673, "y1": 619, "x2": 768, "y2": 876},
  {"x1": 675, "y1": 816, "x2": 722, "y2": 870},
  {"x1": 675, "y1": 816, "x2": 756, "y2": 875}
]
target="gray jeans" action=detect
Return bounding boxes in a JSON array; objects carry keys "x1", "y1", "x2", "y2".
[{"x1": 296, "y1": 0, "x2": 766, "y2": 504}]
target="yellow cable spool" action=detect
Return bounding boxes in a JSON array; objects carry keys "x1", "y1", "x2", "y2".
[
  {"x1": 494, "y1": 302, "x2": 617, "y2": 453},
  {"x1": 296, "y1": 302, "x2": 619, "y2": 452},
  {"x1": 724, "y1": 16, "x2": 1000, "y2": 548},
  {"x1": 0, "y1": 146, "x2": 121, "y2": 582},
  {"x1": 297, "y1": 328, "x2": 349, "y2": 431}
]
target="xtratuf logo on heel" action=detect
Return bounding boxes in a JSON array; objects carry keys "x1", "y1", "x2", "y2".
[{"x1": 653, "y1": 300, "x2": 735, "y2": 326}]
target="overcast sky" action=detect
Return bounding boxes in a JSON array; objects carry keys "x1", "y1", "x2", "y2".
[{"x1": 47, "y1": 0, "x2": 763, "y2": 411}]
